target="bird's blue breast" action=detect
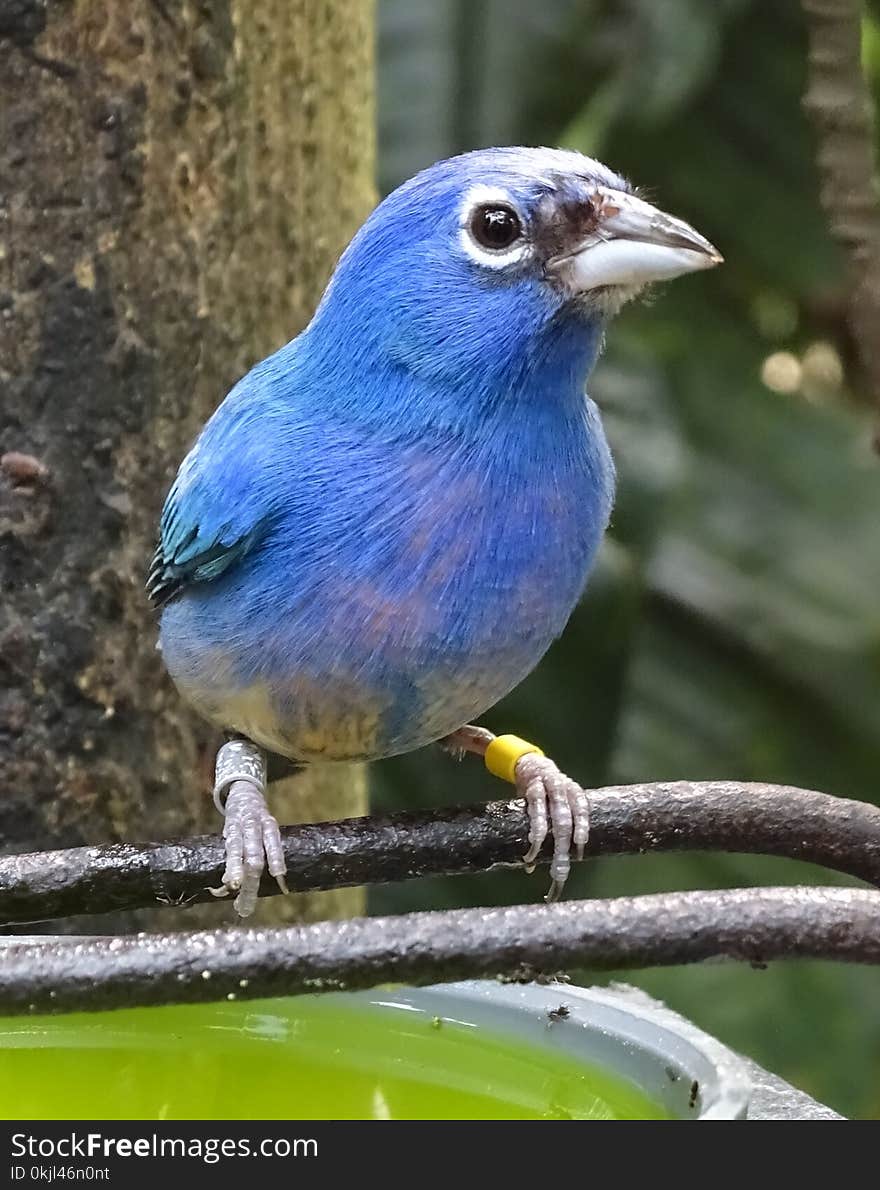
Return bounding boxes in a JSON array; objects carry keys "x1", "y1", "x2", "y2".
[{"x1": 159, "y1": 328, "x2": 614, "y2": 761}]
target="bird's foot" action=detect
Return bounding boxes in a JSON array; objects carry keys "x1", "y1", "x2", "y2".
[
  {"x1": 445, "y1": 727, "x2": 591, "y2": 902},
  {"x1": 515, "y1": 752, "x2": 590, "y2": 901},
  {"x1": 210, "y1": 739, "x2": 288, "y2": 917}
]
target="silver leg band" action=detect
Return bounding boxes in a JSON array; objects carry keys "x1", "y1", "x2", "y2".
[{"x1": 213, "y1": 739, "x2": 267, "y2": 815}]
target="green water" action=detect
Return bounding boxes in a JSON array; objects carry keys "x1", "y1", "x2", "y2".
[{"x1": 0, "y1": 995, "x2": 669, "y2": 1120}]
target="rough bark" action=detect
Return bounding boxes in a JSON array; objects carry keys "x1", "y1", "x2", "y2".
[{"x1": 0, "y1": 0, "x2": 374, "y2": 928}]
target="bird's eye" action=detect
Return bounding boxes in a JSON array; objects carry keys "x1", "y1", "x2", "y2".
[{"x1": 469, "y1": 204, "x2": 523, "y2": 252}]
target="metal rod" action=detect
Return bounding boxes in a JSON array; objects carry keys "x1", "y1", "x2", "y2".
[
  {"x1": 0, "y1": 886, "x2": 878, "y2": 1016},
  {"x1": 1, "y1": 780, "x2": 879, "y2": 925}
]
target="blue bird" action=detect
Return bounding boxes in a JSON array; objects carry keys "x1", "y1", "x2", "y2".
[{"x1": 149, "y1": 147, "x2": 721, "y2": 915}]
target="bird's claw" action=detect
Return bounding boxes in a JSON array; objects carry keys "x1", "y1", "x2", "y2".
[
  {"x1": 515, "y1": 752, "x2": 589, "y2": 899},
  {"x1": 220, "y1": 780, "x2": 288, "y2": 916},
  {"x1": 212, "y1": 740, "x2": 287, "y2": 917}
]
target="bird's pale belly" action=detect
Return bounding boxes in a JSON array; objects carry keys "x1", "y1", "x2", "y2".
[{"x1": 185, "y1": 667, "x2": 511, "y2": 761}]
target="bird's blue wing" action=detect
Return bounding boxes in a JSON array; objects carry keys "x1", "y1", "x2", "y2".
[
  {"x1": 147, "y1": 488, "x2": 264, "y2": 610},
  {"x1": 147, "y1": 452, "x2": 269, "y2": 607},
  {"x1": 147, "y1": 384, "x2": 275, "y2": 608}
]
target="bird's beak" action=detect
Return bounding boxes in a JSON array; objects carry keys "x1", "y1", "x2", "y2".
[{"x1": 552, "y1": 187, "x2": 723, "y2": 292}]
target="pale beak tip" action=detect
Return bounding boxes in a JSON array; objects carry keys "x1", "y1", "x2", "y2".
[{"x1": 693, "y1": 244, "x2": 723, "y2": 271}]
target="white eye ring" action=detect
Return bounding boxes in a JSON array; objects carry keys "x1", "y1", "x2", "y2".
[{"x1": 458, "y1": 185, "x2": 531, "y2": 270}]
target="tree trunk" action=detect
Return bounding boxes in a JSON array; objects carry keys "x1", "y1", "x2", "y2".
[{"x1": 0, "y1": 0, "x2": 373, "y2": 928}]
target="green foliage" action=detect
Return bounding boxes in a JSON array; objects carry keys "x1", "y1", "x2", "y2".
[{"x1": 375, "y1": 0, "x2": 880, "y2": 1118}]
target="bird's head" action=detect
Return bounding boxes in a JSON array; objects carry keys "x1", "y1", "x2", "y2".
[{"x1": 309, "y1": 147, "x2": 721, "y2": 411}]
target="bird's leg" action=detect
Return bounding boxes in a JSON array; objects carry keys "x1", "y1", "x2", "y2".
[
  {"x1": 441, "y1": 726, "x2": 590, "y2": 902},
  {"x1": 440, "y1": 723, "x2": 496, "y2": 761},
  {"x1": 210, "y1": 737, "x2": 288, "y2": 917}
]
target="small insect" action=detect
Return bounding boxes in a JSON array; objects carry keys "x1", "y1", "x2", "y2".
[
  {"x1": 156, "y1": 889, "x2": 199, "y2": 908},
  {"x1": 688, "y1": 1079, "x2": 700, "y2": 1110},
  {"x1": 546, "y1": 1004, "x2": 571, "y2": 1025}
]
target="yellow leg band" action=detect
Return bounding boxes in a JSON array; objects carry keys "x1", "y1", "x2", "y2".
[{"x1": 484, "y1": 734, "x2": 544, "y2": 785}]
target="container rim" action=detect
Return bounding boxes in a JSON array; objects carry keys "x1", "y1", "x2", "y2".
[{"x1": 354, "y1": 980, "x2": 753, "y2": 1120}]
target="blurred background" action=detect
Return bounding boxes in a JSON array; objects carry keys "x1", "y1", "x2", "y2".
[{"x1": 370, "y1": 0, "x2": 880, "y2": 1118}]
